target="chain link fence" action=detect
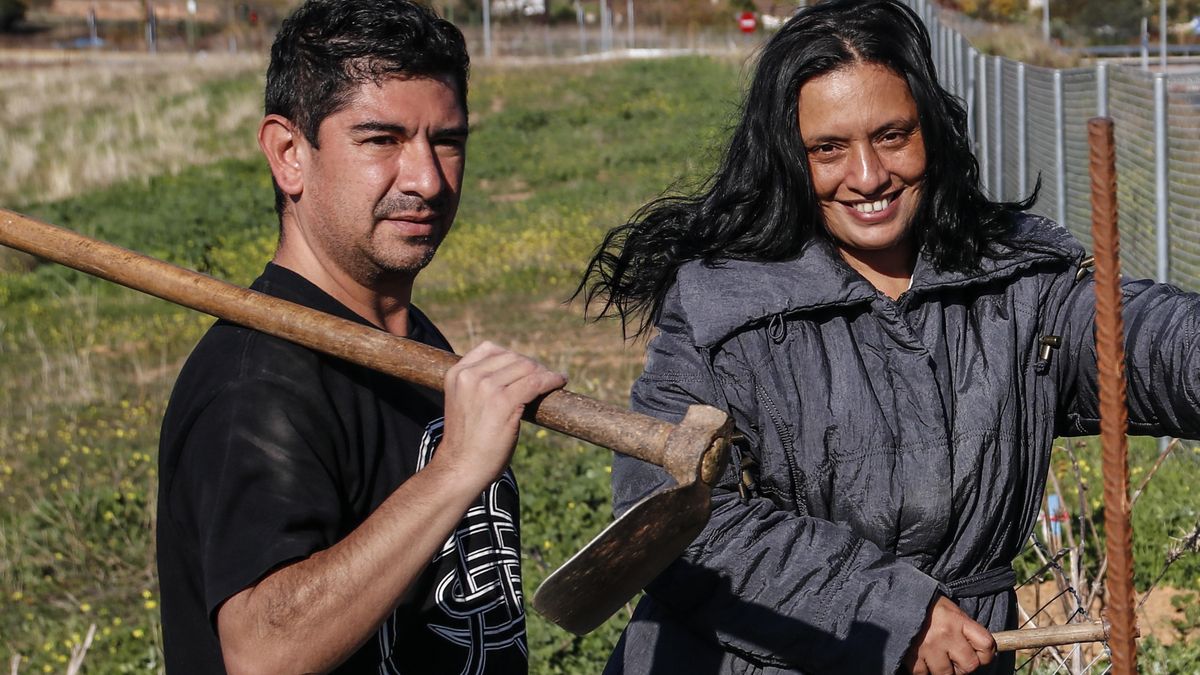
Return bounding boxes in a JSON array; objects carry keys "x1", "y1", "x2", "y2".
[
  {"x1": 458, "y1": 23, "x2": 751, "y2": 60},
  {"x1": 907, "y1": 0, "x2": 1199, "y2": 292},
  {"x1": 900, "y1": 2, "x2": 1200, "y2": 672}
]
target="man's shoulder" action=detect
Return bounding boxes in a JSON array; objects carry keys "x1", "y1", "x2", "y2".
[
  {"x1": 159, "y1": 319, "x2": 329, "y2": 457},
  {"x1": 164, "y1": 265, "x2": 351, "y2": 425},
  {"x1": 180, "y1": 317, "x2": 325, "y2": 392},
  {"x1": 168, "y1": 280, "x2": 448, "y2": 419}
]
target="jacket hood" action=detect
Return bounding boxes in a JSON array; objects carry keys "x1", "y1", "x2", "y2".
[{"x1": 673, "y1": 213, "x2": 1085, "y2": 347}]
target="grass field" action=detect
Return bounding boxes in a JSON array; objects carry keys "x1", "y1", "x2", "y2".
[{"x1": 1, "y1": 52, "x2": 1199, "y2": 673}]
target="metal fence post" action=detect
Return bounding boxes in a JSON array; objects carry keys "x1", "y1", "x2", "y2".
[
  {"x1": 1161, "y1": 0, "x2": 1169, "y2": 71},
  {"x1": 936, "y1": 24, "x2": 945, "y2": 84},
  {"x1": 1018, "y1": 62, "x2": 1027, "y2": 198},
  {"x1": 952, "y1": 31, "x2": 961, "y2": 97},
  {"x1": 1155, "y1": 72, "x2": 1169, "y2": 284},
  {"x1": 1097, "y1": 61, "x2": 1109, "y2": 118},
  {"x1": 1054, "y1": 69, "x2": 1067, "y2": 228},
  {"x1": 978, "y1": 54, "x2": 989, "y2": 193},
  {"x1": 934, "y1": 23, "x2": 941, "y2": 81},
  {"x1": 994, "y1": 56, "x2": 1005, "y2": 200},
  {"x1": 955, "y1": 32, "x2": 964, "y2": 97},
  {"x1": 483, "y1": 0, "x2": 493, "y2": 57},
  {"x1": 967, "y1": 49, "x2": 978, "y2": 146},
  {"x1": 627, "y1": 0, "x2": 634, "y2": 48},
  {"x1": 1154, "y1": 71, "x2": 1171, "y2": 457}
]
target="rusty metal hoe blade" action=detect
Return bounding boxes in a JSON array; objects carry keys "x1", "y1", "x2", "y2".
[
  {"x1": 0, "y1": 208, "x2": 733, "y2": 635},
  {"x1": 533, "y1": 480, "x2": 711, "y2": 635},
  {"x1": 533, "y1": 404, "x2": 732, "y2": 634}
]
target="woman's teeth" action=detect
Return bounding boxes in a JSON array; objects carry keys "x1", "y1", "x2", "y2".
[{"x1": 854, "y1": 197, "x2": 891, "y2": 214}]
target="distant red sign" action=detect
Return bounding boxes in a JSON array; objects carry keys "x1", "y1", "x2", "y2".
[{"x1": 738, "y1": 11, "x2": 756, "y2": 34}]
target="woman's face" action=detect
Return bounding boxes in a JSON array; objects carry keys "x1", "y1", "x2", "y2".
[{"x1": 797, "y1": 62, "x2": 927, "y2": 260}]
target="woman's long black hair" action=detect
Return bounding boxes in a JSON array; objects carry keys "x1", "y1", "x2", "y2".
[{"x1": 578, "y1": 0, "x2": 1037, "y2": 337}]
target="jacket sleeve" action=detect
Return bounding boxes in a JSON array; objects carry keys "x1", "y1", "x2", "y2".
[
  {"x1": 1054, "y1": 273, "x2": 1200, "y2": 438},
  {"x1": 613, "y1": 286, "x2": 940, "y2": 673}
]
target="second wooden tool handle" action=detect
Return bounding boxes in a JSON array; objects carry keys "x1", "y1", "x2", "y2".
[
  {"x1": 0, "y1": 209, "x2": 676, "y2": 465},
  {"x1": 993, "y1": 620, "x2": 1115, "y2": 652}
]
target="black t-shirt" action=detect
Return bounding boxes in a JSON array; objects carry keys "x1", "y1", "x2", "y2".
[{"x1": 156, "y1": 263, "x2": 527, "y2": 673}]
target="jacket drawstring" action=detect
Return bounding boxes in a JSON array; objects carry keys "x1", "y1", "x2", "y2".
[{"x1": 767, "y1": 313, "x2": 787, "y2": 344}]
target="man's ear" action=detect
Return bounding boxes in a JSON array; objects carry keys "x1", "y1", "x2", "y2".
[{"x1": 258, "y1": 114, "x2": 306, "y2": 199}]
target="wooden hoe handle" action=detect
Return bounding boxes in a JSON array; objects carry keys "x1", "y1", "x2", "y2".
[
  {"x1": 993, "y1": 620, "x2": 1123, "y2": 652},
  {"x1": 0, "y1": 209, "x2": 677, "y2": 465}
]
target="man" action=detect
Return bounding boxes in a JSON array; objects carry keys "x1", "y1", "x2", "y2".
[{"x1": 156, "y1": 1, "x2": 566, "y2": 672}]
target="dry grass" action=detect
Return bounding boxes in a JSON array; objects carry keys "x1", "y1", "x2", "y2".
[{"x1": 0, "y1": 50, "x2": 265, "y2": 206}]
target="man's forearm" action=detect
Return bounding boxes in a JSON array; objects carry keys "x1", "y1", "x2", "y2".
[
  {"x1": 216, "y1": 459, "x2": 489, "y2": 675},
  {"x1": 215, "y1": 342, "x2": 565, "y2": 674}
]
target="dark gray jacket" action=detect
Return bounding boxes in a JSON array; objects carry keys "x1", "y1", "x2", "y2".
[{"x1": 605, "y1": 215, "x2": 1200, "y2": 674}]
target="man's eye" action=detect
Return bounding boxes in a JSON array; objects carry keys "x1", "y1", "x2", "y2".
[{"x1": 366, "y1": 136, "x2": 395, "y2": 145}]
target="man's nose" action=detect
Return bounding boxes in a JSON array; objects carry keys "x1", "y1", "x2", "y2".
[
  {"x1": 396, "y1": 139, "x2": 444, "y2": 200},
  {"x1": 845, "y1": 142, "x2": 890, "y2": 195}
]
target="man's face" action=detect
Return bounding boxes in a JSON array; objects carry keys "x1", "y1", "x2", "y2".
[
  {"x1": 798, "y1": 62, "x2": 926, "y2": 260},
  {"x1": 296, "y1": 74, "x2": 467, "y2": 286}
]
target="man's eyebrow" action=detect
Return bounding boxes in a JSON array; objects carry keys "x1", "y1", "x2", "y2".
[
  {"x1": 432, "y1": 125, "x2": 469, "y2": 139},
  {"x1": 349, "y1": 121, "x2": 408, "y2": 135},
  {"x1": 348, "y1": 121, "x2": 469, "y2": 138}
]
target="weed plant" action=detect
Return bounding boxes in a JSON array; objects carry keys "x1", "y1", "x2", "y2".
[{"x1": 1012, "y1": 437, "x2": 1200, "y2": 672}]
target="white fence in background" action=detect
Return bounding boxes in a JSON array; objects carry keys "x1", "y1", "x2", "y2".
[{"x1": 909, "y1": 0, "x2": 1200, "y2": 291}]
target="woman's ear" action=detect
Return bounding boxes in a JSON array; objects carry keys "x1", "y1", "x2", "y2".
[{"x1": 258, "y1": 114, "x2": 305, "y2": 199}]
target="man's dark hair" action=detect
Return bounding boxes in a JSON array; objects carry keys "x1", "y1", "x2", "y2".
[
  {"x1": 578, "y1": 0, "x2": 1037, "y2": 337},
  {"x1": 264, "y1": 0, "x2": 470, "y2": 217}
]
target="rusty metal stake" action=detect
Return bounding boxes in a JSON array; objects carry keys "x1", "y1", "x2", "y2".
[{"x1": 1088, "y1": 116, "x2": 1137, "y2": 674}]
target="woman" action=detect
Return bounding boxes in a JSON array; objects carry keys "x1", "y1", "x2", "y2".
[{"x1": 579, "y1": 1, "x2": 1200, "y2": 673}]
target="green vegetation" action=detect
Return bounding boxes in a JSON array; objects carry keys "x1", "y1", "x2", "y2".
[
  {"x1": 2, "y1": 53, "x2": 1199, "y2": 673},
  {"x1": 1013, "y1": 437, "x2": 1200, "y2": 590}
]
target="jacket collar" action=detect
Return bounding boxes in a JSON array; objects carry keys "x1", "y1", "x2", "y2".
[{"x1": 675, "y1": 213, "x2": 1083, "y2": 348}]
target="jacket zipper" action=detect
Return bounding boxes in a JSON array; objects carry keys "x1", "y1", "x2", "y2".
[{"x1": 755, "y1": 381, "x2": 808, "y2": 517}]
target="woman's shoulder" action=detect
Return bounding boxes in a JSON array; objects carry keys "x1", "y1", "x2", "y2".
[
  {"x1": 666, "y1": 245, "x2": 875, "y2": 347},
  {"x1": 997, "y1": 212, "x2": 1086, "y2": 259}
]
